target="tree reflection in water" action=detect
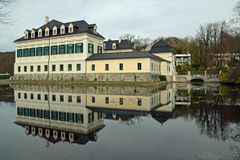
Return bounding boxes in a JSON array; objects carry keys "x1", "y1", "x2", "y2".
[{"x1": 175, "y1": 86, "x2": 240, "y2": 159}]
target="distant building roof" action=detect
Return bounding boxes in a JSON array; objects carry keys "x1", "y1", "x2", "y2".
[
  {"x1": 150, "y1": 39, "x2": 173, "y2": 53},
  {"x1": 86, "y1": 52, "x2": 170, "y2": 62},
  {"x1": 15, "y1": 19, "x2": 104, "y2": 42},
  {"x1": 104, "y1": 39, "x2": 134, "y2": 50}
]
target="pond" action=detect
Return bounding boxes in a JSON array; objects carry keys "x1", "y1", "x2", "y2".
[{"x1": 0, "y1": 83, "x2": 239, "y2": 160}]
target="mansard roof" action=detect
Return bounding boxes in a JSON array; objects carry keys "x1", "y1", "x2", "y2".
[
  {"x1": 150, "y1": 39, "x2": 173, "y2": 53},
  {"x1": 15, "y1": 19, "x2": 104, "y2": 42},
  {"x1": 86, "y1": 51, "x2": 170, "y2": 62},
  {"x1": 104, "y1": 39, "x2": 134, "y2": 50}
]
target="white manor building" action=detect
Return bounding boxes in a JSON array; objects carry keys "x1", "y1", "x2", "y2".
[{"x1": 13, "y1": 17, "x2": 176, "y2": 82}]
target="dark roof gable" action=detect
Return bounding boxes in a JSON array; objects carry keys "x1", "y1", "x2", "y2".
[
  {"x1": 86, "y1": 52, "x2": 170, "y2": 62},
  {"x1": 15, "y1": 19, "x2": 104, "y2": 42},
  {"x1": 150, "y1": 39, "x2": 173, "y2": 53},
  {"x1": 104, "y1": 39, "x2": 134, "y2": 50}
]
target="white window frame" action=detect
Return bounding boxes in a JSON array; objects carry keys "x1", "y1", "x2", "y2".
[
  {"x1": 68, "y1": 24, "x2": 74, "y2": 33},
  {"x1": 53, "y1": 26, "x2": 57, "y2": 35},
  {"x1": 45, "y1": 27, "x2": 49, "y2": 36},
  {"x1": 31, "y1": 30, "x2": 35, "y2": 38},
  {"x1": 60, "y1": 25, "x2": 65, "y2": 34}
]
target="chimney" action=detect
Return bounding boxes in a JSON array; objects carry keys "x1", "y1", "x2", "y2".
[
  {"x1": 118, "y1": 38, "x2": 122, "y2": 43},
  {"x1": 44, "y1": 16, "x2": 49, "y2": 25}
]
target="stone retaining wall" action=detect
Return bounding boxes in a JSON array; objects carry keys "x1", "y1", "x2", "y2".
[{"x1": 11, "y1": 73, "x2": 166, "y2": 82}]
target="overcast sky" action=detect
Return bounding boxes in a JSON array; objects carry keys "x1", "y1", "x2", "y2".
[{"x1": 0, "y1": 0, "x2": 238, "y2": 51}]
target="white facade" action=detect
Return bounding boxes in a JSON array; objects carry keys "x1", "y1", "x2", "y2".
[{"x1": 175, "y1": 53, "x2": 191, "y2": 66}]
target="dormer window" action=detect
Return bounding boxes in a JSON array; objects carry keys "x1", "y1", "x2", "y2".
[
  {"x1": 45, "y1": 27, "x2": 49, "y2": 36},
  {"x1": 53, "y1": 26, "x2": 57, "y2": 35},
  {"x1": 38, "y1": 29, "x2": 42, "y2": 37},
  {"x1": 60, "y1": 25, "x2": 65, "y2": 34},
  {"x1": 68, "y1": 24, "x2": 73, "y2": 33},
  {"x1": 112, "y1": 43, "x2": 116, "y2": 49},
  {"x1": 24, "y1": 31, "x2": 29, "y2": 39},
  {"x1": 31, "y1": 30, "x2": 35, "y2": 38}
]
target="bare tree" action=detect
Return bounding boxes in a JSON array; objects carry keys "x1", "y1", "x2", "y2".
[{"x1": 0, "y1": 0, "x2": 15, "y2": 24}]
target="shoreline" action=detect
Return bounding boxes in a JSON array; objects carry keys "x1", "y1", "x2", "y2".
[{"x1": 2, "y1": 80, "x2": 167, "y2": 87}]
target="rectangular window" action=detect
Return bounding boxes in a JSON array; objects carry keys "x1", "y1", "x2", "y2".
[
  {"x1": 92, "y1": 96, "x2": 95, "y2": 103},
  {"x1": 68, "y1": 96, "x2": 72, "y2": 102},
  {"x1": 88, "y1": 113, "x2": 94, "y2": 123},
  {"x1": 51, "y1": 111, "x2": 58, "y2": 120},
  {"x1": 67, "y1": 44, "x2": 74, "y2": 54},
  {"x1": 30, "y1": 48, "x2": 35, "y2": 56},
  {"x1": 44, "y1": 94, "x2": 48, "y2": 101},
  {"x1": 97, "y1": 46, "x2": 103, "y2": 53},
  {"x1": 44, "y1": 65, "x2": 48, "y2": 72},
  {"x1": 30, "y1": 93, "x2": 34, "y2": 100},
  {"x1": 17, "y1": 49, "x2": 22, "y2": 57},
  {"x1": 37, "y1": 109, "x2": 43, "y2": 118},
  {"x1": 24, "y1": 93, "x2": 27, "y2": 99},
  {"x1": 59, "y1": 45, "x2": 66, "y2": 54},
  {"x1": 76, "y1": 64, "x2": 81, "y2": 71},
  {"x1": 76, "y1": 114, "x2": 84, "y2": 124},
  {"x1": 119, "y1": 98, "x2": 123, "y2": 105},
  {"x1": 52, "y1": 95, "x2": 56, "y2": 101},
  {"x1": 36, "y1": 47, "x2": 42, "y2": 56},
  {"x1": 44, "y1": 110, "x2": 50, "y2": 119},
  {"x1": 105, "y1": 97, "x2": 109, "y2": 104},
  {"x1": 52, "y1": 65, "x2": 56, "y2": 72},
  {"x1": 59, "y1": 112, "x2": 66, "y2": 121},
  {"x1": 137, "y1": 98, "x2": 142, "y2": 106},
  {"x1": 137, "y1": 63, "x2": 142, "y2": 70},
  {"x1": 119, "y1": 63, "x2": 123, "y2": 71},
  {"x1": 37, "y1": 94, "x2": 41, "y2": 100},
  {"x1": 18, "y1": 93, "x2": 21, "y2": 99},
  {"x1": 60, "y1": 64, "x2": 64, "y2": 71},
  {"x1": 60, "y1": 95, "x2": 64, "y2": 102},
  {"x1": 77, "y1": 96, "x2": 81, "y2": 103},
  {"x1": 105, "y1": 64, "x2": 109, "y2": 71},
  {"x1": 51, "y1": 46, "x2": 58, "y2": 55},
  {"x1": 18, "y1": 66, "x2": 21, "y2": 72},
  {"x1": 75, "y1": 43, "x2": 83, "y2": 53},
  {"x1": 88, "y1": 43, "x2": 94, "y2": 53},
  {"x1": 24, "y1": 66, "x2": 27, "y2": 72},
  {"x1": 37, "y1": 65, "x2": 41, "y2": 72},
  {"x1": 43, "y1": 46, "x2": 49, "y2": 55},
  {"x1": 30, "y1": 66, "x2": 34, "y2": 72},
  {"x1": 67, "y1": 113, "x2": 75, "y2": 122},
  {"x1": 91, "y1": 64, "x2": 95, "y2": 71},
  {"x1": 68, "y1": 64, "x2": 72, "y2": 71},
  {"x1": 23, "y1": 48, "x2": 29, "y2": 57}
]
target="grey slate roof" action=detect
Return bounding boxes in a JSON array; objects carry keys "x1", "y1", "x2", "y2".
[
  {"x1": 150, "y1": 39, "x2": 173, "y2": 53},
  {"x1": 86, "y1": 52, "x2": 170, "y2": 62},
  {"x1": 15, "y1": 19, "x2": 104, "y2": 42},
  {"x1": 104, "y1": 39, "x2": 134, "y2": 50}
]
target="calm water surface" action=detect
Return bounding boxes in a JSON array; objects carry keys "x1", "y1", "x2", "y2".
[{"x1": 0, "y1": 84, "x2": 239, "y2": 160}]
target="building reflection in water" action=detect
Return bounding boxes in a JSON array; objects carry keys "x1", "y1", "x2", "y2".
[
  {"x1": 13, "y1": 83, "x2": 240, "y2": 148},
  {"x1": 13, "y1": 84, "x2": 176, "y2": 146}
]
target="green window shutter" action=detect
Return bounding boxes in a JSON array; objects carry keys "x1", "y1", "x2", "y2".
[
  {"x1": 59, "y1": 45, "x2": 66, "y2": 54},
  {"x1": 98, "y1": 46, "x2": 102, "y2": 53},
  {"x1": 75, "y1": 43, "x2": 83, "y2": 53},
  {"x1": 30, "y1": 48, "x2": 35, "y2": 57},
  {"x1": 88, "y1": 43, "x2": 94, "y2": 53},
  {"x1": 67, "y1": 44, "x2": 74, "y2": 54},
  {"x1": 17, "y1": 49, "x2": 22, "y2": 57},
  {"x1": 36, "y1": 47, "x2": 42, "y2": 56},
  {"x1": 51, "y1": 46, "x2": 58, "y2": 55},
  {"x1": 43, "y1": 46, "x2": 49, "y2": 55}
]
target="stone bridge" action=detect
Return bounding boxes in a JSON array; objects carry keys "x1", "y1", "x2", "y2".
[{"x1": 176, "y1": 73, "x2": 219, "y2": 83}]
